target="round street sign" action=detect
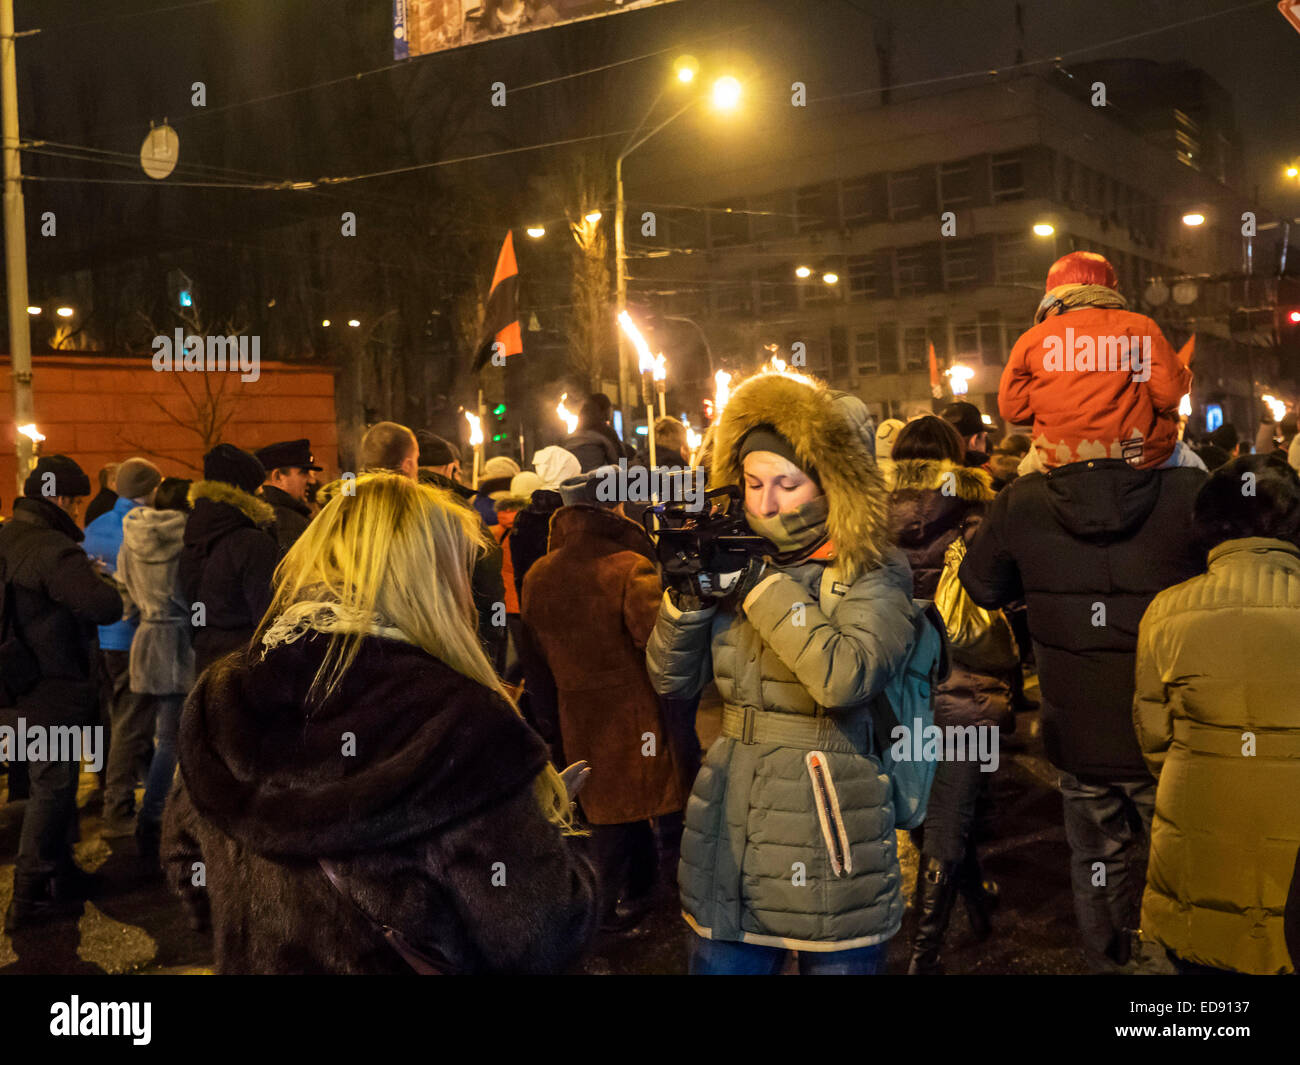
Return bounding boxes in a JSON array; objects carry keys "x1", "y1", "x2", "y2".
[{"x1": 140, "y1": 124, "x2": 179, "y2": 180}]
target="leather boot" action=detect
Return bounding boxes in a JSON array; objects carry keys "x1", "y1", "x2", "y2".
[
  {"x1": 956, "y1": 844, "x2": 998, "y2": 941},
  {"x1": 908, "y1": 856, "x2": 960, "y2": 975},
  {"x1": 3, "y1": 872, "x2": 84, "y2": 933}
]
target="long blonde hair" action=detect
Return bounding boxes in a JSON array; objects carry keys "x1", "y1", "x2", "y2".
[{"x1": 254, "y1": 472, "x2": 573, "y2": 828}]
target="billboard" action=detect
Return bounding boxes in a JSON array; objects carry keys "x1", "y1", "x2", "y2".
[{"x1": 393, "y1": 0, "x2": 680, "y2": 59}]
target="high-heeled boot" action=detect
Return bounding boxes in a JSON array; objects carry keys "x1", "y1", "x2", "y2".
[
  {"x1": 908, "y1": 856, "x2": 961, "y2": 975},
  {"x1": 956, "y1": 843, "x2": 999, "y2": 941}
]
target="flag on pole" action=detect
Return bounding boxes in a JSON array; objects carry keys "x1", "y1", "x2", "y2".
[
  {"x1": 928, "y1": 342, "x2": 943, "y2": 399},
  {"x1": 471, "y1": 231, "x2": 522, "y2": 372}
]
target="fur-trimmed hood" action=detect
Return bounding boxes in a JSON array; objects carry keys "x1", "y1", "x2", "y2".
[
  {"x1": 122, "y1": 505, "x2": 188, "y2": 563},
  {"x1": 890, "y1": 459, "x2": 994, "y2": 502},
  {"x1": 188, "y1": 478, "x2": 276, "y2": 526},
  {"x1": 711, "y1": 372, "x2": 886, "y2": 580}
]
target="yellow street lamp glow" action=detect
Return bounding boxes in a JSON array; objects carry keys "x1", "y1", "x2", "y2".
[
  {"x1": 1182, "y1": 212, "x2": 1206, "y2": 227},
  {"x1": 347, "y1": 319, "x2": 360, "y2": 327},
  {"x1": 26, "y1": 306, "x2": 40, "y2": 315},
  {"x1": 794, "y1": 265, "x2": 812, "y2": 278},
  {"x1": 17, "y1": 423, "x2": 44, "y2": 443},
  {"x1": 584, "y1": 209, "x2": 602, "y2": 224},
  {"x1": 674, "y1": 55, "x2": 698, "y2": 84},
  {"x1": 1286, "y1": 166, "x2": 1299, "y2": 179},
  {"x1": 1032, "y1": 223, "x2": 1055, "y2": 237},
  {"x1": 56, "y1": 306, "x2": 74, "y2": 318},
  {"x1": 711, "y1": 76, "x2": 742, "y2": 111},
  {"x1": 822, "y1": 272, "x2": 839, "y2": 285},
  {"x1": 557, "y1": 393, "x2": 579, "y2": 435},
  {"x1": 525, "y1": 225, "x2": 546, "y2": 238},
  {"x1": 465, "y1": 410, "x2": 483, "y2": 447},
  {"x1": 321, "y1": 319, "x2": 331, "y2": 327}
]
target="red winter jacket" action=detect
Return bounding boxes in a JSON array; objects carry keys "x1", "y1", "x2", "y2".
[{"x1": 999, "y1": 307, "x2": 1191, "y2": 470}]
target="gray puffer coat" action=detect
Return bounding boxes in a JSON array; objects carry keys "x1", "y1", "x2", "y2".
[{"x1": 117, "y1": 506, "x2": 195, "y2": 695}]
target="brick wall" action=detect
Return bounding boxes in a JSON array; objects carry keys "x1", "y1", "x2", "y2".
[{"x1": 0, "y1": 354, "x2": 338, "y2": 512}]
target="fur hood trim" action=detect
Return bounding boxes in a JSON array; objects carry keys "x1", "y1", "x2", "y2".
[
  {"x1": 712, "y1": 372, "x2": 887, "y2": 581},
  {"x1": 891, "y1": 459, "x2": 994, "y2": 502},
  {"x1": 189, "y1": 479, "x2": 276, "y2": 526}
]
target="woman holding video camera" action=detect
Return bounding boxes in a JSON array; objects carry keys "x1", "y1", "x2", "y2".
[{"x1": 647, "y1": 371, "x2": 924, "y2": 975}]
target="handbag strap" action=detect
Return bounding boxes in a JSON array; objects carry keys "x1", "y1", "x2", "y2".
[{"x1": 317, "y1": 857, "x2": 453, "y2": 975}]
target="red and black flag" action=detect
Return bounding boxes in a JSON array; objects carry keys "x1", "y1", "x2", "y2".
[{"x1": 471, "y1": 231, "x2": 523, "y2": 372}]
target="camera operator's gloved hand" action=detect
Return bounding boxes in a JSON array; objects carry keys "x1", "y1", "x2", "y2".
[{"x1": 726, "y1": 558, "x2": 769, "y2": 613}]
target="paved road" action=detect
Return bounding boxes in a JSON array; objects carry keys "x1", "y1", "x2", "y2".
[{"x1": 1, "y1": 676, "x2": 1101, "y2": 975}]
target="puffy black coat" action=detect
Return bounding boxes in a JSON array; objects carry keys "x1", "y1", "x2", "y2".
[
  {"x1": 258, "y1": 484, "x2": 311, "y2": 551},
  {"x1": 510, "y1": 489, "x2": 562, "y2": 601},
  {"x1": 889, "y1": 459, "x2": 1009, "y2": 730},
  {"x1": 162, "y1": 631, "x2": 597, "y2": 974},
  {"x1": 960, "y1": 459, "x2": 1205, "y2": 782},
  {"x1": 563, "y1": 429, "x2": 620, "y2": 472},
  {"x1": 179, "y1": 481, "x2": 279, "y2": 675},
  {"x1": 0, "y1": 498, "x2": 121, "y2": 726}
]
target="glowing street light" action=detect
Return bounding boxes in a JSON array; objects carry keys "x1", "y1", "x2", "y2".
[
  {"x1": 1286, "y1": 165, "x2": 1299, "y2": 179},
  {"x1": 1032, "y1": 222, "x2": 1055, "y2": 237},
  {"x1": 55, "y1": 306, "x2": 74, "y2": 318},
  {"x1": 1182, "y1": 212, "x2": 1206, "y2": 227},
  {"x1": 26, "y1": 306, "x2": 40, "y2": 316},
  {"x1": 584, "y1": 209, "x2": 602, "y2": 224},
  {"x1": 711, "y1": 76, "x2": 742, "y2": 111},
  {"x1": 525, "y1": 225, "x2": 546, "y2": 239},
  {"x1": 822, "y1": 271, "x2": 839, "y2": 285},
  {"x1": 674, "y1": 55, "x2": 698, "y2": 83},
  {"x1": 794, "y1": 265, "x2": 812, "y2": 278},
  {"x1": 347, "y1": 319, "x2": 360, "y2": 327},
  {"x1": 557, "y1": 393, "x2": 579, "y2": 435},
  {"x1": 321, "y1": 319, "x2": 331, "y2": 327}
]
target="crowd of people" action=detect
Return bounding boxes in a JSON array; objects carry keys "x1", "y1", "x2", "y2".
[{"x1": 1, "y1": 250, "x2": 1298, "y2": 976}]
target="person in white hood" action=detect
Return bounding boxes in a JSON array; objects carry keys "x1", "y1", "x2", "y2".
[
  {"x1": 532, "y1": 446, "x2": 581, "y2": 490},
  {"x1": 115, "y1": 481, "x2": 196, "y2": 861}
]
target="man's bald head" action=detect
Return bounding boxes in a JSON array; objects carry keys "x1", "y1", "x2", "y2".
[{"x1": 359, "y1": 421, "x2": 419, "y2": 481}]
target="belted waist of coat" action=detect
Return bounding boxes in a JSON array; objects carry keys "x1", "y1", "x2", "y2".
[
  {"x1": 1172, "y1": 717, "x2": 1300, "y2": 758},
  {"x1": 721, "y1": 703, "x2": 868, "y2": 755}
]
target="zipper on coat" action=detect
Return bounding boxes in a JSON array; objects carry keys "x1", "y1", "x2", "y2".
[{"x1": 806, "y1": 751, "x2": 852, "y2": 877}]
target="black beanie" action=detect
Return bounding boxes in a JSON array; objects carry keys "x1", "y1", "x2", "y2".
[
  {"x1": 738, "y1": 425, "x2": 818, "y2": 482},
  {"x1": 203, "y1": 443, "x2": 265, "y2": 493},
  {"x1": 24, "y1": 454, "x2": 91, "y2": 499},
  {"x1": 417, "y1": 431, "x2": 460, "y2": 468}
]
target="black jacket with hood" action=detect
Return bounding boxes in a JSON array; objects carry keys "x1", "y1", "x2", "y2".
[
  {"x1": 0, "y1": 497, "x2": 122, "y2": 725},
  {"x1": 960, "y1": 459, "x2": 1205, "y2": 781},
  {"x1": 179, "y1": 480, "x2": 279, "y2": 674},
  {"x1": 163, "y1": 631, "x2": 598, "y2": 973}
]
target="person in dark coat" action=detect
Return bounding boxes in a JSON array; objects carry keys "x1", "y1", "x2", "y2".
[
  {"x1": 960, "y1": 456, "x2": 1205, "y2": 971},
  {"x1": 255, "y1": 438, "x2": 321, "y2": 551},
  {"x1": 522, "y1": 469, "x2": 690, "y2": 931},
  {"x1": 179, "y1": 445, "x2": 279, "y2": 677},
  {"x1": 887, "y1": 416, "x2": 1010, "y2": 973},
  {"x1": 563, "y1": 397, "x2": 624, "y2": 472},
  {"x1": 82, "y1": 462, "x2": 120, "y2": 528},
  {"x1": 162, "y1": 472, "x2": 597, "y2": 973},
  {"x1": 941, "y1": 401, "x2": 992, "y2": 469},
  {"x1": 1, "y1": 456, "x2": 122, "y2": 931}
]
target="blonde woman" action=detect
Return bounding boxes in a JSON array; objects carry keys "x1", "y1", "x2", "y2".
[{"x1": 162, "y1": 473, "x2": 597, "y2": 974}]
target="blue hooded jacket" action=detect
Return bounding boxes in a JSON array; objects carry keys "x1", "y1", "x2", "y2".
[{"x1": 83, "y1": 496, "x2": 137, "y2": 651}]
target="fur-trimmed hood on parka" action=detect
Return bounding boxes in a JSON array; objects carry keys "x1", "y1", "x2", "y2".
[
  {"x1": 711, "y1": 372, "x2": 886, "y2": 581},
  {"x1": 889, "y1": 458, "x2": 994, "y2": 502},
  {"x1": 187, "y1": 479, "x2": 276, "y2": 526}
]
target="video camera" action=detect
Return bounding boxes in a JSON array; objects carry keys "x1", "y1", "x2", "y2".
[{"x1": 641, "y1": 485, "x2": 772, "y2": 596}]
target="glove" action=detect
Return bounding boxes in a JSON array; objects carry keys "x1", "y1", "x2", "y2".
[{"x1": 724, "y1": 558, "x2": 769, "y2": 613}]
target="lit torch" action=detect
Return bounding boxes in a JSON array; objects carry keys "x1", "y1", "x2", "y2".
[
  {"x1": 653, "y1": 353, "x2": 667, "y2": 419},
  {"x1": 618, "y1": 310, "x2": 658, "y2": 472},
  {"x1": 714, "y1": 370, "x2": 732, "y2": 418},
  {"x1": 465, "y1": 409, "x2": 483, "y2": 486},
  {"x1": 683, "y1": 415, "x2": 703, "y2": 467},
  {"x1": 557, "y1": 393, "x2": 578, "y2": 435}
]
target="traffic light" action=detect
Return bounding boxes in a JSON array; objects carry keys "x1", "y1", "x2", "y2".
[
  {"x1": 1279, "y1": 277, "x2": 1300, "y2": 360},
  {"x1": 490, "y1": 402, "x2": 509, "y2": 444}
]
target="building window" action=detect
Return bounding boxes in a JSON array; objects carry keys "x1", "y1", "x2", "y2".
[
  {"x1": 713, "y1": 277, "x2": 750, "y2": 316},
  {"x1": 830, "y1": 326, "x2": 849, "y2": 378},
  {"x1": 887, "y1": 170, "x2": 924, "y2": 220},
  {"x1": 939, "y1": 161, "x2": 972, "y2": 211},
  {"x1": 895, "y1": 245, "x2": 930, "y2": 296},
  {"x1": 902, "y1": 326, "x2": 928, "y2": 373},
  {"x1": 750, "y1": 190, "x2": 792, "y2": 242},
  {"x1": 978, "y1": 310, "x2": 1003, "y2": 366},
  {"x1": 876, "y1": 322, "x2": 900, "y2": 374},
  {"x1": 942, "y1": 239, "x2": 978, "y2": 289},
  {"x1": 757, "y1": 265, "x2": 797, "y2": 313},
  {"x1": 994, "y1": 233, "x2": 1031, "y2": 284},
  {"x1": 708, "y1": 202, "x2": 748, "y2": 248},
  {"x1": 954, "y1": 322, "x2": 979, "y2": 363},
  {"x1": 847, "y1": 253, "x2": 878, "y2": 300},
  {"x1": 1174, "y1": 108, "x2": 1201, "y2": 170},
  {"x1": 795, "y1": 183, "x2": 835, "y2": 232},
  {"x1": 840, "y1": 175, "x2": 875, "y2": 226},
  {"x1": 854, "y1": 329, "x2": 879, "y2": 374},
  {"x1": 990, "y1": 152, "x2": 1025, "y2": 203}
]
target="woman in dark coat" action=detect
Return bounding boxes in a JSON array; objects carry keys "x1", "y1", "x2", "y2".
[
  {"x1": 162, "y1": 472, "x2": 598, "y2": 974},
  {"x1": 888, "y1": 415, "x2": 1011, "y2": 974}
]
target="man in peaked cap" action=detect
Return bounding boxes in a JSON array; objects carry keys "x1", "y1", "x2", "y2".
[{"x1": 254, "y1": 439, "x2": 322, "y2": 551}]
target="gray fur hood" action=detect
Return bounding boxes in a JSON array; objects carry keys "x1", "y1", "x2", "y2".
[{"x1": 122, "y1": 506, "x2": 188, "y2": 563}]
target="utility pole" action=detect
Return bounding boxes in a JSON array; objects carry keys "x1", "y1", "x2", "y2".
[{"x1": 2, "y1": 0, "x2": 33, "y2": 499}]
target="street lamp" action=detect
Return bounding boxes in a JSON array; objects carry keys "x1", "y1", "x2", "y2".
[
  {"x1": 25, "y1": 305, "x2": 39, "y2": 315},
  {"x1": 822, "y1": 271, "x2": 839, "y2": 285},
  {"x1": 615, "y1": 59, "x2": 741, "y2": 436},
  {"x1": 1032, "y1": 222, "x2": 1055, "y2": 237},
  {"x1": 794, "y1": 265, "x2": 812, "y2": 278},
  {"x1": 1182, "y1": 212, "x2": 1206, "y2": 227},
  {"x1": 525, "y1": 225, "x2": 546, "y2": 238},
  {"x1": 55, "y1": 306, "x2": 74, "y2": 317}
]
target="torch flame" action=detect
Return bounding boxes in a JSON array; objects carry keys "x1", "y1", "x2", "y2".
[
  {"x1": 1263, "y1": 394, "x2": 1286, "y2": 422},
  {"x1": 465, "y1": 410, "x2": 483, "y2": 447},
  {"x1": 17, "y1": 423, "x2": 45, "y2": 443},
  {"x1": 1178, "y1": 394, "x2": 1192, "y2": 418},
  {"x1": 556, "y1": 393, "x2": 579, "y2": 435},
  {"x1": 653, "y1": 353, "x2": 667, "y2": 382},
  {"x1": 714, "y1": 370, "x2": 732, "y2": 416},
  {"x1": 618, "y1": 310, "x2": 656, "y2": 376}
]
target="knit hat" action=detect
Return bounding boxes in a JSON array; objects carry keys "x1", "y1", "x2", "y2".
[
  {"x1": 738, "y1": 426, "x2": 811, "y2": 476},
  {"x1": 24, "y1": 454, "x2": 91, "y2": 499},
  {"x1": 875, "y1": 418, "x2": 905, "y2": 461},
  {"x1": 417, "y1": 431, "x2": 460, "y2": 468},
  {"x1": 510, "y1": 470, "x2": 543, "y2": 500},
  {"x1": 202, "y1": 443, "x2": 265, "y2": 494},
  {"x1": 558, "y1": 466, "x2": 618, "y2": 507},
  {"x1": 532, "y1": 445, "x2": 580, "y2": 489},
  {"x1": 478, "y1": 455, "x2": 521, "y2": 496},
  {"x1": 115, "y1": 457, "x2": 162, "y2": 500}
]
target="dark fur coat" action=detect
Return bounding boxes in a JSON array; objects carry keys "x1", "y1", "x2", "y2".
[{"x1": 162, "y1": 631, "x2": 598, "y2": 974}]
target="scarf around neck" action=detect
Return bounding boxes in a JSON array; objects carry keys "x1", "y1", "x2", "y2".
[
  {"x1": 1034, "y1": 282, "x2": 1128, "y2": 325},
  {"x1": 744, "y1": 495, "x2": 830, "y2": 565}
]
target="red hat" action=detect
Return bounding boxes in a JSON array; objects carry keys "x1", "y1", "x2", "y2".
[{"x1": 1045, "y1": 251, "x2": 1118, "y2": 292}]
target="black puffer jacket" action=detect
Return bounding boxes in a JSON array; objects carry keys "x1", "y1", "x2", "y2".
[
  {"x1": 0, "y1": 498, "x2": 121, "y2": 726},
  {"x1": 179, "y1": 481, "x2": 279, "y2": 675},
  {"x1": 163, "y1": 631, "x2": 597, "y2": 974},
  {"x1": 890, "y1": 459, "x2": 1010, "y2": 730},
  {"x1": 960, "y1": 460, "x2": 1205, "y2": 781},
  {"x1": 562, "y1": 429, "x2": 620, "y2": 472}
]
